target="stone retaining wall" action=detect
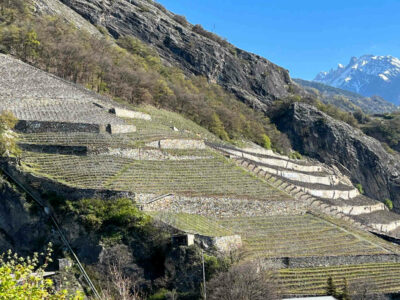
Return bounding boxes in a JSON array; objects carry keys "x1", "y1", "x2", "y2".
[
  {"x1": 19, "y1": 143, "x2": 88, "y2": 156},
  {"x1": 196, "y1": 234, "x2": 242, "y2": 252},
  {"x1": 146, "y1": 139, "x2": 206, "y2": 150},
  {"x1": 16, "y1": 120, "x2": 107, "y2": 134},
  {"x1": 263, "y1": 254, "x2": 400, "y2": 269},
  {"x1": 137, "y1": 193, "x2": 308, "y2": 217},
  {"x1": 95, "y1": 148, "x2": 210, "y2": 161}
]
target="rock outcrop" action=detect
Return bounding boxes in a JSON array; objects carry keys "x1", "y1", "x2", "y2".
[
  {"x1": 56, "y1": 0, "x2": 300, "y2": 110},
  {"x1": 277, "y1": 102, "x2": 400, "y2": 208},
  {"x1": 0, "y1": 174, "x2": 49, "y2": 253}
]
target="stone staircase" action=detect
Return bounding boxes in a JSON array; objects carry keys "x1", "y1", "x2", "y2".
[{"x1": 209, "y1": 143, "x2": 400, "y2": 238}]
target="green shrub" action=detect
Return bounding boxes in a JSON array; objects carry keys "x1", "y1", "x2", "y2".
[
  {"x1": 262, "y1": 134, "x2": 272, "y2": 150},
  {"x1": 209, "y1": 113, "x2": 229, "y2": 141},
  {"x1": 384, "y1": 198, "x2": 393, "y2": 210},
  {"x1": 204, "y1": 254, "x2": 230, "y2": 281},
  {"x1": 289, "y1": 151, "x2": 302, "y2": 160},
  {"x1": 355, "y1": 183, "x2": 364, "y2": 194},
  {"x1": 148, "y1": 288, "x2": 170, "y2": 300},
  {"x1": 0, "y1": 111, "x2": 20, "y2": 157},
  {"x1": 67, "y1": 198, "x2": 150, "y2": 231}
]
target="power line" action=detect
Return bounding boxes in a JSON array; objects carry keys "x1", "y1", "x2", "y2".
[{"x1": 0, "y1": 164, "x2": 101, "y2": 299}]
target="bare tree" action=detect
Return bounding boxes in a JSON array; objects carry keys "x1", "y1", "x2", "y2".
[
  {"x1": 349, "y1": 279, "x2": 385, "y2": 300},
  {"x1": 99, "y1": 245, "x2": 144, "y2": 300},
  {"x1": 207, "y1": 263, "x2": 279, "y2": 300}
]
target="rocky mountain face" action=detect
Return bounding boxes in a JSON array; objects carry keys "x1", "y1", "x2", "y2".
[
  {"x1": 0, "y1": 174, "x2": 49, "y2": 253},
  {"x1": 277, "y1": 102, "x2": 400, "y2": 209},
  {"x1": 55, "y1": 0, "x2": 300, "y2": 111},
  {"x1": 294, "y1": 78, "x2": 398, "y2": 114},
  {"x1": 315, "y1": 55, "x2": 400, "y2": 105},
  {"x1": 40, "y1": 0, "x2": 400, "y2": 207}
]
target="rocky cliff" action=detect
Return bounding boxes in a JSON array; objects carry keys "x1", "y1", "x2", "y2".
[
  {"x1": 0, "y1": 174, "x2": 49, "y2": 253},
  {"x1": 47, "y1": 0, "x2": 400, "y2": 208},
  {"x1": 56, "y1": 0, "x2": 300, "y2": 111},
  {"x1": 277, "y1": 102, "x2": 400, "y2": 209}
]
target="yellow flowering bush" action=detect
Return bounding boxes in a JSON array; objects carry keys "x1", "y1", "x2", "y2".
[{"x1": 0, "y1": 244, "x2": 84, "y2": 300}]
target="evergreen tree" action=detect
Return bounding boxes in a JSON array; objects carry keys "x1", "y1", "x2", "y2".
[{"x1": 326, "y1": 276, "x2": 337, "y2": 297}]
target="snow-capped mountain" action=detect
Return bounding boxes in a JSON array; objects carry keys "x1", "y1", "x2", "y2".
[{"x1": 314, "y1": 55, "x2": 400, "y2": 105}]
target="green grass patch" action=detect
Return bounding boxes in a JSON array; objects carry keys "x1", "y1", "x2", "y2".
[{"x1": 147, "y1": 212, "x2": 232, "y2": 236}]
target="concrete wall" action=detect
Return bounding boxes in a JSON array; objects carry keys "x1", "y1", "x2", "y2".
[
  {"x1": 258, "y1": 164, "x2": 338, "y2": 186},
  {"x1": 239, "y1": 159, "x2": 359, "y2": 200},
  {"x1": 224, "y1": 147, "x2": 323, "y2": 172},
  {"x1": 371, "y1": 220, "x2": 400, "y2": 233},
  {"x1": 334, "y1": 203, "x2": 385, "y2": 215},
  {"x1": 106, "y1": 124, "x2": 136, "y2": 134},
  {"x1": 109, "y1": 108, "x2": 151, "y2": 120},
  {"x1": 303, "y1": 186, "x2": 359, "y2": 200}
]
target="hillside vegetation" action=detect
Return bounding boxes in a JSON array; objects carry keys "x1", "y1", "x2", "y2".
[
  {"x1": 3, "y1": 0, "x2": 398, "y2": 156},
  {"x1": 295, "y1": 78, "x2": 398, "y2": 114},
  {"x1": 0, "y1": 0, "x2": 291, "y2": 152},
  {"x1": 362, "y1": 112, "x2": 400, "y2": 153}
]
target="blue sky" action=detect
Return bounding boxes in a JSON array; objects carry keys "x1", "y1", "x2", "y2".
[{"x1": 157, "y1": 0, "x2": 400, "y2": 80}]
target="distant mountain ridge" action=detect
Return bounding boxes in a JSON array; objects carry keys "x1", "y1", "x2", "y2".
[
  {"x1": 294, "y1": 78, "x2": 398, "y2": 114},
  {"x1": 314, "y1": 55, "x2": 400, "y2": 105}
]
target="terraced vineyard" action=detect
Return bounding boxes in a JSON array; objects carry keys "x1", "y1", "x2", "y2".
[
  {"x1": 217, "y1": 214, "x2": 390, "y2": 258},
  {"x1": 20, "y1": 151, "x2": 289, "y2": 200},
  {"x1": 279, "y1": 262, "x2": 400, "y2": 296},
  {"x1": 105, "y1": 158, "x2": 289, "y2": 199},
  {"x1": 147, "y1": 212, "x2": 233, "y2": 236},
  {"x1": 21, "y1": 152, "x2": 131, "y2": 188},
  {"x1": 19, "y1": 132, "x2": 138, "y2": 147}
]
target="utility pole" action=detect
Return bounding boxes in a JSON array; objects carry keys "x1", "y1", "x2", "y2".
[{"x1": 202, "y1": 249, "x2": 206, "y2": 300}]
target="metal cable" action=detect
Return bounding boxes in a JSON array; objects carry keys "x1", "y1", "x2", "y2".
[{"x1": 0, "y1": 164, "x2": 101, "y2": 299}]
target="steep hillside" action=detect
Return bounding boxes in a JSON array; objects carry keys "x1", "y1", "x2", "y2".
[
  {"x1": 4, "y1": 2, "x2": 400, "y2": 298},
  {"x1": 2, "y1": 0, "x2": 293, "y2": 153},
  {"x1": 294, "y1": 78, "x2": 398, "y2": 114},
  {"x1": 277, "y1": 102, "x2": 400, "y2": 210},
  {"x1": 315, "y1": 55, "x2": 400, "y2": 105},
  {"x1": 52, "y1": 0, "x2": 302, "y2": 111},
  {"x1": 3, "y1": 53, "x2": 400, "y2": 298}
]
